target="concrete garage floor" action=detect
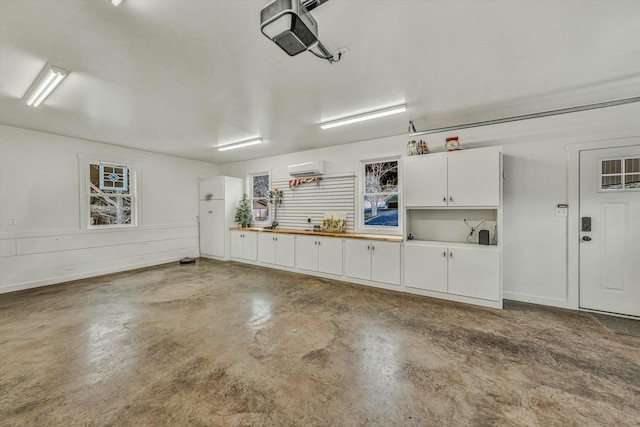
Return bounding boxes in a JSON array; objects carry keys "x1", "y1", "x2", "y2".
[{"x1": 1, "y1": 259, "x2": 638, "y2": 426}]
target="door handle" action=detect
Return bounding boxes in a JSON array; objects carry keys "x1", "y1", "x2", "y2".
[{"x1": 582, "y1": 236, "x2": 592, "y2": 242}]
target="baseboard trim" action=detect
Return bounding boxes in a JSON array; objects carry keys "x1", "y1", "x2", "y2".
[{"x1": 503, "y1": 291, "x2": 575, "y2": 310}]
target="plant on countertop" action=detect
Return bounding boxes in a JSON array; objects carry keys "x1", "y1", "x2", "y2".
[{"x1": 235, "y1": 193, "x2": 253, "y2": 227}]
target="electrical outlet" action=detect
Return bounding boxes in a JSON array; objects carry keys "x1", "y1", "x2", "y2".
[
  {"x1": 9, "y1": 217, "x2": 16, "y2": 225},
  {"x1": 555, "y1": 207, "x2": 568, "y2": 217},
  {"x1": 307, "y1": 216, "x2": 311, "y2": 223}
]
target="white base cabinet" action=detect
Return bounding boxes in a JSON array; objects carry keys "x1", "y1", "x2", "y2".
[
  {"x1": 345, "y1": 240, "x2": 400, "y2": 286},
  {"x1": 258, "y1": 233, "x2": 295, "y2": 267},
  {"x1": 231, "y1": 230, "x2": 257, "y2": 261},
  {"x1": 295, "y1": 235, "x2": 343, "y2": 276},
  {"x1": 404, "y1": 242, "x2": 500, "y2": 302}
]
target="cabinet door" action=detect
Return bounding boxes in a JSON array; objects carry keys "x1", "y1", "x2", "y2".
[
  {"x1": 275, "y1": 234, "x2": 295, "y2": 267},
  {"x1": 371, "y1": 241, "x2": 400, "y2": 285},
  {"x1": 345, "y1": 239, "x2": 372, "y2": 280},
  {"x1": 448, "y1": 247, "x2": 500, "y2": 301},
  {"x1": 318, "y1": 237, "x2": 343, "y2": 276},
  {"x1": 296, "y1": 236, "x2": 319, "y2": 272},
  {"x1": 199, "y1": 201, "x2": 214, "y2": 256},
  {"x1": 404, "y1": 244, "x2": 448, "y2": 292},
  {"x1": 404, "y1": 155, "x2": 448, "y2": 207},
  {"x1": 230, "y1": 231, "x2": 243, "y2": 259},
  {"x1": 447, "y1": 150, "x2": 500, "y2": 206},
  {"x1": 199, "y1": 177, "x2": 225, "y2": 200},
  {"x1": 242, "y1": 232, "x2": 258, "y2": 261},
  {"x1": 258, "y1": 233, "x2": 276, "y2": 264}
]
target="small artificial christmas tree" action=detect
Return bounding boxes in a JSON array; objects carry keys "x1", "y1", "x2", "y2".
[{"x1": 234, "y1": 193, "x2": 253, "y2": 227}]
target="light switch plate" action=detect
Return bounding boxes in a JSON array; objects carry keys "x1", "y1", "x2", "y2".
[{"x1": 555, "y1": 208, "x2": 567, "y2": 217}]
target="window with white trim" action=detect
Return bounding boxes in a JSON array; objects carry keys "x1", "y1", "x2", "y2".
[
  {"x1": 79, "y1": 154, "x2": 139, "y2": 229},
  {"x1": 601, "y1": 157, "x2": 640, "y2": 191},
  {"x1": 359, "y1": 158, "x2": 400, "y2": 231},
  {"x1": 250, "y1": 173, "x2": 270, "y2": 223}
]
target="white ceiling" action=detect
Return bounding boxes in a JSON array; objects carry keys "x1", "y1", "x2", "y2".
[{"x1": 1, "y1": 0, "x2": 639, "y2": 163}]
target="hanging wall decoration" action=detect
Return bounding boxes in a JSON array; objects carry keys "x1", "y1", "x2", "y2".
[{"x1": 288, "y1": 176, "x2": 322, "y2": 190}]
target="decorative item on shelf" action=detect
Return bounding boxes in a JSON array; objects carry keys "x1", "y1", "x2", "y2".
[
  {"x1": 321, "y1": 212, "x2": 347, "y2": 233},
  {"x1": 419, "y1": 140, "x2": 428, "y2": 154},
  {"x1": 234, "y1": 193, "x2": 252, "y2": 228},
  {"x1": 407, "y1": 139, "x2": 428, "y2": 156},
  {"x1": 445, "y1": 136, "x2": 460, "y2": 151},
  {"x1": 407, "y1": 140, "x2": 417, "y2": 156}
]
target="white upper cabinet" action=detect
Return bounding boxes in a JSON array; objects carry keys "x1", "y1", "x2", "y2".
[
  {"x1": 199, "y1": 177, "x2": 226, "y2": 200},
  {"x1": 404, "y1": 148, "x2": 501, "y2": 207},
  {"x1": 404, "y1": 155, "x2": 448, "y2": 206},
  {"x1": 447, "y1": 149, "x2": 500, "y2": 206}
]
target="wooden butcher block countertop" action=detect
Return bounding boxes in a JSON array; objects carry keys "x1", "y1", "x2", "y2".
[{"x1": 229, "y1": 227, "x2": 403, "y2": 242}]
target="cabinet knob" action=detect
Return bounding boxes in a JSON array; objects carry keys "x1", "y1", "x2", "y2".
[
  {"x1": 317, "y1": 241, "x2": 320, "y2": 245},
  {"x1": 449, "y1": 252, "x2": 453, "y2": 258},
  {"x1": 443, "y1": 196, "x2": 446, "y2": 203},
  {"x1": 275, "y1": 237, "x2": 278, "y2": 241},
  {"x1": 367, "y1": 245, "x2": 370, "y2": 250},
  {"x1": 371, "y1": 245, "x2": 375, "y2": 251},
  {"x1": 443, "y1": 251, "x2": 447, "y2": 257},
  {"x1": 449, "y1": 196, "x2": 453, "y2": 202}
]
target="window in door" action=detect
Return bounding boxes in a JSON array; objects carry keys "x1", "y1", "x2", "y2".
[{"x1": 601, "y1": 157, "x2": 640, "y2": 191}]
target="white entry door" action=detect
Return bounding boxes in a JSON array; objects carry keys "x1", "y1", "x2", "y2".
[{"x1": 579, "y1": 145, "x2": 640, "y2": 317}]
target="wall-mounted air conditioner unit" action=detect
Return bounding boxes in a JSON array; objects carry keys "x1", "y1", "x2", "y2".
[{"x1": 288, "y1": 160, "x2": 325, "y2": 177}]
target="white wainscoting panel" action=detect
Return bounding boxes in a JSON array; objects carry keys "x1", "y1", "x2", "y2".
[{"x1": 0, "y1": 226, "x2": 199, "y2": 293}]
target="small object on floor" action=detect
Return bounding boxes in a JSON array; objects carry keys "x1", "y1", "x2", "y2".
[{"x1": 179, "y1": 257, "x2": 196, "y2": 265}]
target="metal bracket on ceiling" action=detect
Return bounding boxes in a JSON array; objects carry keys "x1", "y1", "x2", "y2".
[{"x1": 302, "y1": 0, "x2": 330, "y2": 12}]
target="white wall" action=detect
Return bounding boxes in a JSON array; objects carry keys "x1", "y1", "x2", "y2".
[
  {"x1": 0, "y1": 125, "x2": 219, "y2": 293},
  {"x1": 219, "y1": 102, "x2": 640, "y2": 309}
]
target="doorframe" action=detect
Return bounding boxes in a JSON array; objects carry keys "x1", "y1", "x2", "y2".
[{"x1": 567, "y1": 137, "x2": 640, "y2": 312}]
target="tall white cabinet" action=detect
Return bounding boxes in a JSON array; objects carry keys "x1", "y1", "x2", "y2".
[
  {"x1": 199, "y1": 176, "x2": 244, "y2": 260},
  {"x1": 403, "y1": 146, "x2": 503, "y2": 309}
]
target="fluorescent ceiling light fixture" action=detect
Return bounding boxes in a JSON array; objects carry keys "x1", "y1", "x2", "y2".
[
  {"x1": 217, "y1": 138, "x2": 263, "y2": 151},
  {"x1": 320, "y1": 104, "x2": 407, "y2": 129},
  {"x1": 25, "y1": 65, "x2": 68, "y2": 107},
  {"x1": 110, "y1": 0, "x2": 123, "y2": 5}
]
